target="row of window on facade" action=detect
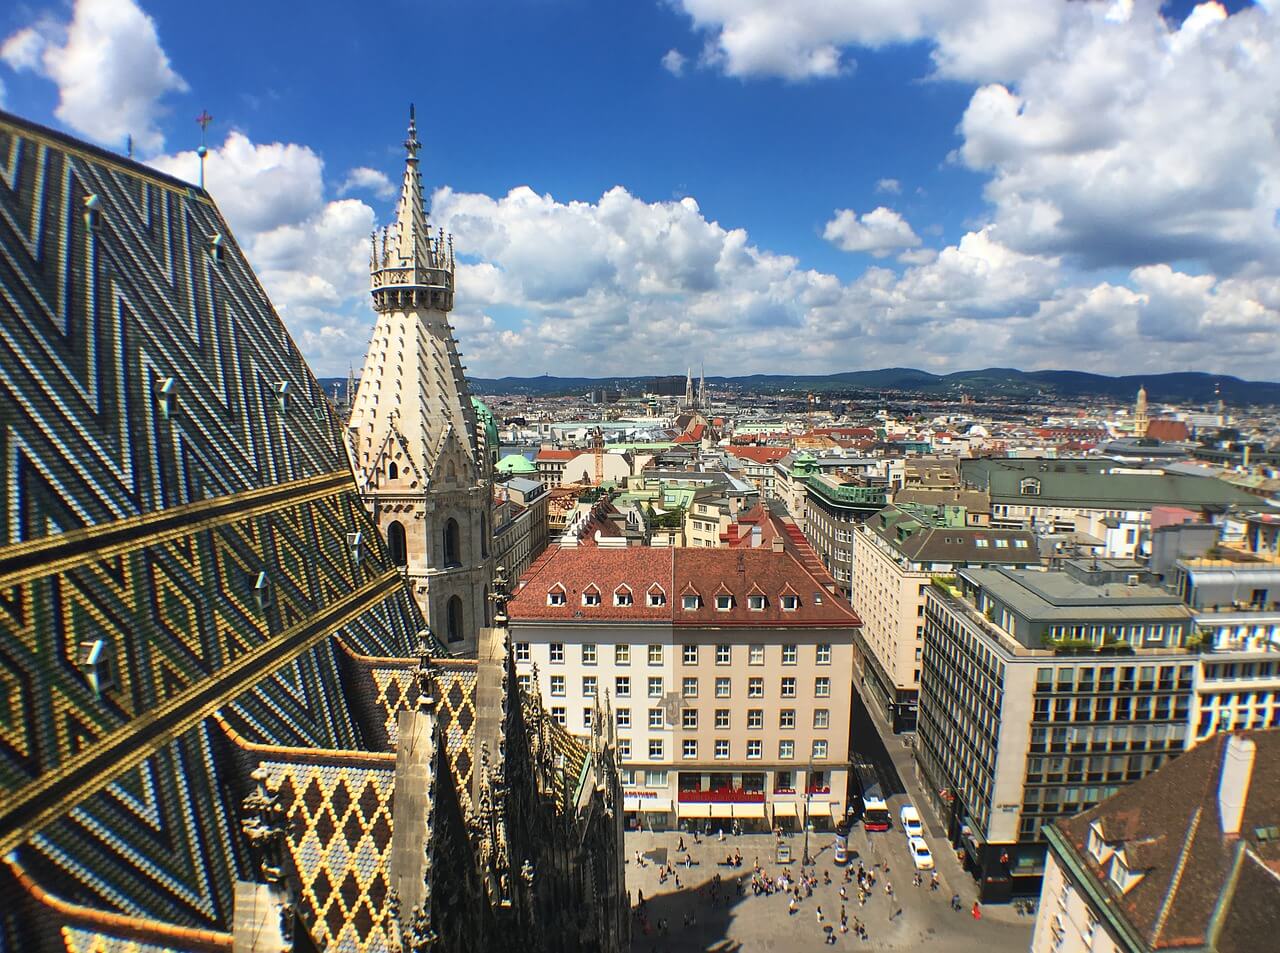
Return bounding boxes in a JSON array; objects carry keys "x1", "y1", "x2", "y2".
[
  {"x1": 525, "y1": 670, "x2": 833, "y2": 700},
  {"x1": 1033, "y1": 664, "x2": 1195, "y2": 693},
  {"x1": 516, "y1": 642, "x2": 831, "y2": 666},
  {"x1": 617, "y1": 768, "x2": 826, "y2": 792},
  {"x1": 546, "y1": 586, "x2": 803, "y2": 610},
  {"x1": 528, "y1": 692, "x2": 833, "y2": 733},
  {"x1": 557, "y1": 733, "x2": 829, "y2": 762}
]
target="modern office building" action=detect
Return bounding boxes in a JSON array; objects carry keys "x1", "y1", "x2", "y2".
[
  {"x1": 507, "y1": 543, "x2": 860, "y2": 832},
  {"x1": 1032, "y1": 730, "x2": 1279, "y2": 953},
  {"x1": 917, "y1": 563, "x2": 1196, "y2": 901},
  {"x1": 851, "y1": 504, "x2": 1037, "y2": 732}
]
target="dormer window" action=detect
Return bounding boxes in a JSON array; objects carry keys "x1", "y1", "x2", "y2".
[
  {"x1": 715, "y1": 594, "x2": 733, "y2": 611},
  {"x1": 583, "y1": 589, "x2": 601, "y2": 607},
  {"x1": 547, "y1": 589, "x2": 567, "y2": 606},
  {"x1": 1088, "y1": 822, "x2": 1112, "y2": 865},
  {"x1": 614, "y1": 587, "x2": 634, "y2": 607},
  {"x1": 782, "y1": 595, "x2": 799, "y2": 611},
  {"x1": 1108, "y1": 853, "x2": 1143, "y2": 894},
  {"x1": 648, "y1": 588, "x2": 666, "y2": 607},
  {"x1": 748, "y1": 594, "x2": 765, "y2": 611},
  {"x1": 1019, "y1": 477, "x2": 1041, "y2": 496},
  {"x1": 682, "y1": 594, "x2": 699, "y2": 610}
]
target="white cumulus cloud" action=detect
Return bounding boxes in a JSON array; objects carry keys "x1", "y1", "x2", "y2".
[
  {"x1": 338, "y1": 166, "x2": 397, "y2": 199},
  {"x1": 1, "y1": 0, "x2": 187, "y2": 152},
  {"x1": 823, "y1": 206, "x2": 921, "y2": 256},
  {"x1": 662, "y1": 49, "x2": 688, "y2": 75},
  {"x1": 874, "y1": 178, "x2": 901, "y2": 194}
]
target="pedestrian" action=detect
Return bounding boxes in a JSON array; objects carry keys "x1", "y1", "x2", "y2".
[
  {"x1": 816, "y1": 905, "x2": 824, "y2": 922},
  {"x1": 930, "y1": 872, "x2": 939, "y2": 891},
  {"x1": 824, "y1": 869, "x2": 832, "y2": 885},
  {"x1": 788, "y1": 897, "x2": 798, "y2": 915},
  {"x1": 972, "y1": 901, "x2": 982, "y2": 920},
  {"x1": 885, "y1": 882, "x2": 893, "y2": 898},
  {"x1": 674, "y1": 873, "x2": 681, "y2": 889},
  {"x1": 678, "y1": 836, "x2": 686, "y2": 853},
  {"x1": 839, "y1": 885, "x2": 847, "y2": 901},
  {"x1": 951, "y1": 893, "x2": 961, "y2": 912}
]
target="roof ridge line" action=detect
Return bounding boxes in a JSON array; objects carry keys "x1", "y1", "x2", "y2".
[{"x1": 1150, "y1": 802, "x2": 1203, "y2": 946}]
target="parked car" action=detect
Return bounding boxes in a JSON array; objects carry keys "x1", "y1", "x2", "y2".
[
  {"x1": 908, "y1": 836, "x2": 934, "y2": 871},
  {"x1": 899, "y1": 804, "x2": 924, "y2": 838}
]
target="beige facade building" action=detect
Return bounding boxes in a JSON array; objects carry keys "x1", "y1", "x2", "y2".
[
  {"x1": 507, "y1": 545, "x2": 860, "y2": 831},
  {"x1": 346, "y1": 113, "x2": 492, "y2": 651},
  {"x1": 852, "y1": 504, "x2": 1037, "y2": 732}
]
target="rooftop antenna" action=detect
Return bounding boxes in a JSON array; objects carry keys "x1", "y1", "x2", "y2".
[{"x1": 195, "y1": 110, "x2": 214, "y2": 189}]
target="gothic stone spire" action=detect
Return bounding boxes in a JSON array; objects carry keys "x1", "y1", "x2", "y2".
[{"x1": 348, "y1": 106, "x2": 480, "y2": 486}]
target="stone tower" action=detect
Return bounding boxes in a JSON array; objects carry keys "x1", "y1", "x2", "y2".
[
  {"x1": 347, "y1": 107, "x2": 493, "y2": 652},
  {"x1": 1134, "y1": 384, "x2": 1149, "y2": 437}
]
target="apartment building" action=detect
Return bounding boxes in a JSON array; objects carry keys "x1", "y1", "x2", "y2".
[
  {"x1": 962, "y1": 458, "x2": 1255, "y2": 532},
  {"x1": 802, "y1": 471, "x2": 888, "y2": 595},
  {"x1": 507, "y1": 543, "x2": 860, "y2": 833},
  {"x1": 917, "y1": 564, "x2": 1196, "y2": 902},
  {"x1": 492, "y1": 476, "x2": 550, "y2": 586},
  {"x1": 1032, "y1": 731, "x2": 1279, "y2": 953},
  {"x1": 851, "y1": 504, "x2": 1037, "y2": 733}
]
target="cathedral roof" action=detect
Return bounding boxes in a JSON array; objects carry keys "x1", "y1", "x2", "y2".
[{"x1": 0, "y1": 108, "x2": 427, "y2": 945}]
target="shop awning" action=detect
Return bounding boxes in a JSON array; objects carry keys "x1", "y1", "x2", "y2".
[
  {"x1": 678, "y1": 802, "x2": 711, "y2": 818},
  {"x1": 772, "y1": 801, "x2": 798, "y2": 817},
  {"x1": 709, "y1": 803, "x2": 735, "y2": 818},
  {"x1": 624, "y1": 797, "x2": 673, "y2": 812},
  {"x1": 733, "y1": 803, "x2": 766, "y2": 819},
  {"x1": 807, "y1": 800, "x2": 832, "y2": 816}
]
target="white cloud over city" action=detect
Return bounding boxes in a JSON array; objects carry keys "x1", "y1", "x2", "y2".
[{"x1": 2, "y1": 0, "x2": 1278, "y2": 379}]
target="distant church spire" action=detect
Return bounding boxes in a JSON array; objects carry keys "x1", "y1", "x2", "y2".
[
  {"x1": 698, "y1": 362, "x2": 705, "y2": 409},
  {"x1": 1134, "y1": 384, "x2": 1149, "y2": 437},
  {"x1": 684, "y1": 367, "x2": 694, "y2": 410}
]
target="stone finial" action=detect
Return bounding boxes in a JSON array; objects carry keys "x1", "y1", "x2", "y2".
[{"x1": 241, "y1": 766, "x2": 287, "y2": 884}]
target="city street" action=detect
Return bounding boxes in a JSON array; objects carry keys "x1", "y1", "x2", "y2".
[
  {"x1": 625, "y1": 825, "x2": 1035, "y2": 952},
  {"x1": 624, "y1": 686, "x2": 1034, "y2": 951}
]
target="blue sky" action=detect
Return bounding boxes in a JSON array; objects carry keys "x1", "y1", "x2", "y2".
[{"x1": 2, "y1": 1, "x2": 1278, "y2": 380}]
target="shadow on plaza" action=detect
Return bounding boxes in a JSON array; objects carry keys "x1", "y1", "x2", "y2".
[{"x1": 631, "y1": 869, "x2": 749, "y2": 953}]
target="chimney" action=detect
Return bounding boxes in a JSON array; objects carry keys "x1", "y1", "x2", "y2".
[
  {"x1": 771, "y1": 535, "x2": 785, "y2": 553},
  {"x1": 751, "y1": 525, "x2": 762, "y2": 548},
  {"x1": 1217, "y1": 735, "x2": 1256, "y2": 836}
]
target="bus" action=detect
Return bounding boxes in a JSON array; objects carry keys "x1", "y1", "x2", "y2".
[{"x1": 851, "y1": 761, "x2": 892, "y2": 832}]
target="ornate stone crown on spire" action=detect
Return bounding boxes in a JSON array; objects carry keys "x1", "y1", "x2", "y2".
[{"x1": 370, "y1": 104, "x2": 455, "y2": 314}]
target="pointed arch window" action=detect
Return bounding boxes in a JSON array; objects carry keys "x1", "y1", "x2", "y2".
[
  {"x1": 444, "y1": 518, "x2": 461, "y2": 568},
  {"x1": 447, "y1": 595, "x2": 464, "y2": 643},
  {"x1": 387, "y1": 520, "x2": 407, "y2": 567},
  {"x1": 388, "y1": 461, "x2": 398, "y2": 480}
]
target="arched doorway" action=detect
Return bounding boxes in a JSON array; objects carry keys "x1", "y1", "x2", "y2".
[
  {"x1": 386, "y1": 520, "x2": 407, "y2": 567},
  {"x1": 443, "y1": 518, "x2": 461, "y2": 567},
  {"x1": 447, "y1": 595, "x2": 463, "y2": 643}
]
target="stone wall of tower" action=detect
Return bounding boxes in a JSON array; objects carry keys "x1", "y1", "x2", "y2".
[{"x1": 347, "y1": 112, "x2": 494, "y2": 655}]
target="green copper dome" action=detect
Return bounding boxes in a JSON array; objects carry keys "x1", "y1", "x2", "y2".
[{"x1": 497, "y1": 453, "x2": 537, "y2": 475}]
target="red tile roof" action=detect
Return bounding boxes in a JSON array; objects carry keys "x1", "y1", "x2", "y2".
[
  {"x1": 1145, "y1": 418, "x2": 1190, "y2": 442},
  {"x1": 727, "y1": 446, "x2": 790, "y2": 465},
  {"x1": 509, "y1": 544, "x2": 860, "y2": 628},
  {"x1": 536, "y1": 448, "x2": 577, "y2": 461}
]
